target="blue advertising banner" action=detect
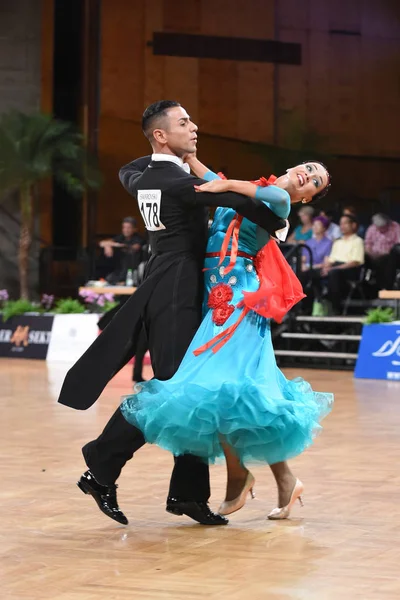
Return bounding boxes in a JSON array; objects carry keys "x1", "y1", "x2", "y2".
[{"x1": 355, "y1": 323, "x2": 400, "y2": 381}]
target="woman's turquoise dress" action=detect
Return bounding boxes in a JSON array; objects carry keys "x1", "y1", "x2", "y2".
[{"x1": 121, "y1": 173, "x2": 333, "y2": 465}]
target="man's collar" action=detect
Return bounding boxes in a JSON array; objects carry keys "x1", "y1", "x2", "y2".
[{"x1": 151, "y1": 153, "x2": 190, "y2": 173}]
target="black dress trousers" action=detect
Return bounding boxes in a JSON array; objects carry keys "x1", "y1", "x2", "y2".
[{"x1": 82, "y1": 253, "x2": 210, "y2": 502}]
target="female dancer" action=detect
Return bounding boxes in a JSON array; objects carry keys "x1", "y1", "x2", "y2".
[{"x1": 121, "y1": 157, "x2": 333, "y2": 519}]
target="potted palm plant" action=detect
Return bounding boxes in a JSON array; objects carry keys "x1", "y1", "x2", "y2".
[{"x1": 0, "y1": 110, "x2": 101, "y2": 300}]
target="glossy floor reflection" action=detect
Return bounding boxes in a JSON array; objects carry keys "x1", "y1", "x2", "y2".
[{"x1": 1, "y1": 359, "x2": 400, "y2": 599}]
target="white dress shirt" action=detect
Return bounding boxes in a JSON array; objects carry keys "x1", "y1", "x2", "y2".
[{"x1": 151, "y1": 153, "x2": 190, "y2": 173}]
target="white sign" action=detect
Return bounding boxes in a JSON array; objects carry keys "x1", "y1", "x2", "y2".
[
  {"x1": 46, "y1": 314, "x2": 100, "y2": 363},
  {"x1": 137, "y1": 189, "x2": 166, "y2": 231}
]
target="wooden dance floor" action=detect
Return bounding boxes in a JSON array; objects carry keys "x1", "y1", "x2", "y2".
[{"x1": 1, "y1": 359, "x2": 400, "y2": 599}]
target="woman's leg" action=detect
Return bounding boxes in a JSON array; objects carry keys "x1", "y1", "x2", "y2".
[
  {"x1": 269, "y1": 461, "x2": 297, "y2": 507},
  {"x1": 221, "y1": 441, "x2": 250, "y2": 501}
]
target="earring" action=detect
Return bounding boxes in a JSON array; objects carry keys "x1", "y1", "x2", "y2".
[{"x1": 302, "y1": 199, "x2": 307, "y2": 204}]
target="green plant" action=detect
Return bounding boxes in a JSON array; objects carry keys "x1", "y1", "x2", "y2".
[
  {"x1": 0, "y1": 110, "x2": 102, "y2": 300},
  {"x1": 102, "y1": 299, "x2": 118, "y2": 313},
  {"x1": 53, "y1": 298, "x2": 86, "y2": 314},
  {"x1": 365, "y1": 307, "x2": 395, "y2": 324},
  {"x1": 2, "y1": 298, "x2": 41, "y2": 321}
]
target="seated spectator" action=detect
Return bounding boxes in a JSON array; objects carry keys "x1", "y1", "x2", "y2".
[
  {"x1": 319, "y1": 209, "x2": 341, "y2": 241},
  {"x1": 320, "y1": 214, "x2": 365, "y2": 314},
  {"x1": 302, "y1": 216, "x2": 333, "y2": 270},
  {"x1": 365, "y1": 213, "x2": 400, "y2": 289},
  {"x1": 98, "y1": 217, "x2": 146, "y2": 284},
  {"x1": 343, "y1": 205, "x2": 366, "y2": 238},
  {"x1": 287, "y1": 205, "x2": 314, "y2": 244}
]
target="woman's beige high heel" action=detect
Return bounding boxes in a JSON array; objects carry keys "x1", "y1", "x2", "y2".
[
  {"x1": 218, "y1": 472, "x2": 256, "y2": 516},
  {"x1": 267, "y1": 479, "x2": 304, "y2": 520}
]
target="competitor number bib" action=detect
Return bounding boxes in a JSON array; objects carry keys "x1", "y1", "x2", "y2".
[{"x1": 137, "y1": 190, "x2": 166, "y2": 231}]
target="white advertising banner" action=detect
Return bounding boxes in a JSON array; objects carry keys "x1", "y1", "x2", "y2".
[{"x1": 46, "y1": 314, "x2": 100, "y2": 363}]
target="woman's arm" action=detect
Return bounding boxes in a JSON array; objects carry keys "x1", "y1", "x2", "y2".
[
  {"x1": 219, "y1": 180, "x2": 257, "y2": 198},
  {"x1": 195, "y1": 179, "x2": 290, "y2": 219},
  {"x1": 185, "y1": 155, "x2": 210, "y2": 179},
  {"x1": 169, "y1": 178, "x2": 286, "y2": 234}
]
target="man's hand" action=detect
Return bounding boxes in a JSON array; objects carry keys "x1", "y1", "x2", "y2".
[
  {"x1": 104, "y1": 245, "x2": 114, "y2": 258},
  {"x1": 321, "y1": 264, "x2": 333, "y2": 277},
  {"x1": 132, "y1": 243, "x2": 142, "y2": 252},
  {"x1": 321, "y1": 257, "x2": 333, "y2": 277}
]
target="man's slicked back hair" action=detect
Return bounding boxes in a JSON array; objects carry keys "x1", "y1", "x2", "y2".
[{"x1": 142, "y1": 100, "x2": 181, "y2": 141}]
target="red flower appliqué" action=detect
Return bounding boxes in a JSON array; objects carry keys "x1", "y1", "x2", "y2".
[
  {"x1": 208, "y1": 283, "x2": 235, "y2": 326},
  {"x1": 212, "y1": 304, "x2": 235, "y2": 326},
  {"x1": 208, "y1": 283, "x2": 233, "y2": 309}
]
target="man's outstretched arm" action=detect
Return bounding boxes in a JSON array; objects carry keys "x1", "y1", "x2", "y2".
[{"x1": 169, "y1": 179, "x2": 286, "y2": 236}]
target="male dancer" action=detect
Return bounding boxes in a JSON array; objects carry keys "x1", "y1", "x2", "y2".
[{"x1": 58, "y1": 101, "x2": 286, "y2": 526}]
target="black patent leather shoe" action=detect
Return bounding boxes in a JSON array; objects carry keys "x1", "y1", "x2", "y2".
[
  {"x1": 77, "y1": 470, "x2": 128, "y2": 525},
  {"x1": 166, "y1": 498, "x2": 228, "y2": 525}
]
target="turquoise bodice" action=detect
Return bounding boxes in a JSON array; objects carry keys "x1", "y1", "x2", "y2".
[{"x1": 203, "y1": 173, "x2": 291, "y2": 312}]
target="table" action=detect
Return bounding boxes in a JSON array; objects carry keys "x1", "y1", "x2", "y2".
[
  {"x1": 378, "y1": 290, "x2": 400, "y2": 318},
  {"x1": 79, "y1": 286, "x2": 137, "y2": 296}
]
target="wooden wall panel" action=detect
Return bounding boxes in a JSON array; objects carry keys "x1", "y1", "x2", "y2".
[
  {"x1": 326, "y1": 35, "x2": 361, "y2": 154},
  {"x1": 359, "y1": 36, "x2": 382, "y2": 157},
  {"x1": 276, "y1": 0, "x2": 400, "y2": 157},
  {"x1": 198, "y1": 59, "x2": 238, "y2": 137},
  {"x1": 200, "y1": 0, "x2": 275, "y2": 39},
  {"x1": 328, "y1": 0, "x2": 362, "y2": 31},
  {"x1": 361, "y1": 0, "x2": 400, "y2": 38},
  {"x1": 306, "y1": 31, "x2": 330, "y2": 141},
  {"x1": 164, "y1": 57, "x2": 199, "y2": 121},
  {"x1": 200, "y1": 0, "x2": 246, "y2": 36},
  {"x1": 277, "y1": 0, "x2": 309, "y2": 31},
  {"x1": 163, "y1": 0, "x2": 201, "y2": 33},
  {"x1": 359, "y1": 37, "x2": 400, "y2": 157},
  {"x1": 100, "y1": 0, "x2": 145, "y2": 119},
  {"x1": 233, "y1": 0, "x2": 275, "y2": 38},
  {"x1": 276, "y1": 29, "x2": 307, "y2": 147},
  {"x1": 380, "y1": 39, "x2": 400, "y2": 156},
  {"x1": 201, "y1": 0, "x2": 274, "y2": 38},
  {"x1": 197, "y1": 134, "x2": 400, "y2": 204},
  {"x1": 144, "y1": 0, "x2": 165, "y2": 107},
  {"x1": 308, "y1": 0, "x2": 329, "y2": 31},
  {"x1": 198, "y1": 133, "x2": 275, "y2": 181},
  {"x1": 237, "y1": 62, "x2": 274, "y2": 143},
  {"x1": 94, "y1": 0, "x2": 400, "y2": 240}
]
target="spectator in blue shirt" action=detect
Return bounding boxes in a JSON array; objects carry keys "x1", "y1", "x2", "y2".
[{"x1": 302, "y1": 216, "x2": 333, "y2": 270}]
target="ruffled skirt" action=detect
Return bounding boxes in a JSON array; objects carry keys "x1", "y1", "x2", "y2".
[{"x1": 121, "y1": 308, "x2": 333, "y2": 464}]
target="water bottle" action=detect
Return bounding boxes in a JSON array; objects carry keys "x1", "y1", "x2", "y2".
[
  {"x1": 125, "y1": 269, "x2": 134, "y2": 286},
  {"x1": 132, "y1": 269, "x2": 139, "y2": 287}
]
